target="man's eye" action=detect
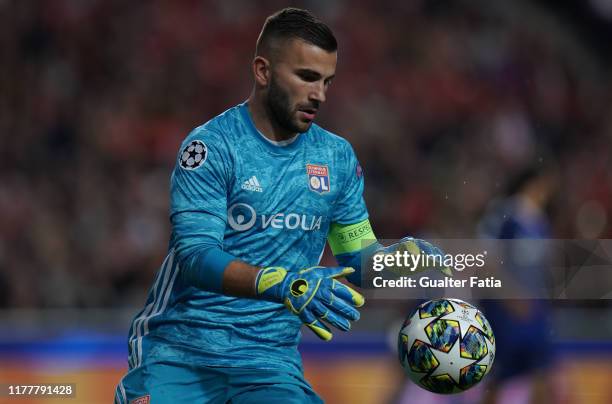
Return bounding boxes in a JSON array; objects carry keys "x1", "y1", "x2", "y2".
[{"x1": 299, "y1": 73, "x2": 318, "y2": 82}]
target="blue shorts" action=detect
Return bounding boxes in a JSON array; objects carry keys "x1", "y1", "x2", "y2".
[
  {"x1": 115, "y1": 358, "x2": 322, "y2": 404},
  {"x1": 480, "y1": 300, "x2": 554, "y2": 381}
]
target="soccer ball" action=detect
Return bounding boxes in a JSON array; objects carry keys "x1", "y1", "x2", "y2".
[{"x1": 398, "y1": 298, "x2": 495, "y2": 394}]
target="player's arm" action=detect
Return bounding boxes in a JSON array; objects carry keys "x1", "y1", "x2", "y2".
[
  {"x1": 221, "y1": 260, "x2": 259, "y2": 297},
  {"x1": 171, "y1": 128, "x2": 363, "y2": 341},
  {"x1": 327, "y1": 219, "x2": 381, "y2": 286},
  {"x1": 328, "y1": 221, "x2": 452, "y2": 286},
  {"x1": 174, "y1": 209, "x2": 364, "y2": 342},
  {"x1": 177, "y1": 233, "x2": 364, "y2": 342},
  {"x1": 328, "y1": 142, "x2": 451, "y2": 287},
  {"x1": 221, "y1": 260, "x2": 364, "y2": 341}
]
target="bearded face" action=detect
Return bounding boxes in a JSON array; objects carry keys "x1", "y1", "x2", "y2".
[
  {"x1": 265, "y1": 73, "x2": 316, "y2": 134},
  {"x1": 261, "y1": 39, "x2": 337, "y2": 137}
]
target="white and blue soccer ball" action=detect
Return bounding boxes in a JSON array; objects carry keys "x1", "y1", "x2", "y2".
[{"x1": 398, "y1": 298, "x2": 495, "y2": 394}]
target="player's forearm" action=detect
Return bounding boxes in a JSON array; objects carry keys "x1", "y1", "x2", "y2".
[
  {"x1": 221, "y1": 260, "x2": 260, "y2": 297},
  {"x1": 328, "y1": 219, "x2": 380, "y2": 286},
  {"x1": 335, "y1": 242, "x2": 383, "y2": 286},
  {"x1": 176, "y1": 244, "x2": 261, "y2": 297}
]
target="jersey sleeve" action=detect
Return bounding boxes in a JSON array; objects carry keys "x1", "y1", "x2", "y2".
[
  {"x1": 170, "y1": 126, "x2": 236, "y2": 292},
  {"x1": 170, "y1": 127, "x2": 231, "y2": 222},
  {"x1": 331, "y1": 142, "x2": 368, "y2": 224}
]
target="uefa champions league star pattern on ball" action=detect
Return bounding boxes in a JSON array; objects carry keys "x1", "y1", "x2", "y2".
[
  {"x1": 398, "y1": 298, "x2": 496, "y2": 394},
  {"x1": 180, "y1": 140, "x2": 208, "y2": 170}
]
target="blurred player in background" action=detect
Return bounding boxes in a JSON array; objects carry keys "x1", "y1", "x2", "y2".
[
  {"x1": 393, "y1": 165, "x2": 559, "y2": 404},
  {"x1": 115, "y1": 7, "x2": 446, "y2": 403},
  {"x1": 478, "y1": 164, "x2": 559, "y2": 404}
]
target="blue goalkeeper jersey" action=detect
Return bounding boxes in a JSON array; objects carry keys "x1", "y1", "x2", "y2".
[{"x1": 127, "y1": 102, "x2": 368, "y2": 375}]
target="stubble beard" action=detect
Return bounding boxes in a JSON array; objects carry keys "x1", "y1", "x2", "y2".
[{"x1": 266, "y1": 75, "x2": 310, "y2": 136}]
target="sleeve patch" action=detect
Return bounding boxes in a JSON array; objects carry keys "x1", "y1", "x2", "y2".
[{"x1": 179, "y1": 140, "x2": 208, "y2": 170}]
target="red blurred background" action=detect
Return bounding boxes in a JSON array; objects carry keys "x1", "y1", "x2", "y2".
[{"x1": 1, "y1": 1, "x2": 611, "y2": 403}]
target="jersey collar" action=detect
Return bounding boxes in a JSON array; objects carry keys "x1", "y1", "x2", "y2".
[{"x1": 240, "y1": 101, "x2": 306, "y2": 155}]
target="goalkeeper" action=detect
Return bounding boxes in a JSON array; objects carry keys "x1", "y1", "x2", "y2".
[{"x1": 115, "y1": 8, "x2": 448, "y2": 404}]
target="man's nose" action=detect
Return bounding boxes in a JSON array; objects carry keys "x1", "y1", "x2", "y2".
[{"x1": 309, "y1": 82, "x2": 326, "y2": 104}]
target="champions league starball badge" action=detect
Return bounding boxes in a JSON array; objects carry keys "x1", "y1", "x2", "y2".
[{"x1": 180, "y1": 140, "x2": 207, "y2": 170}]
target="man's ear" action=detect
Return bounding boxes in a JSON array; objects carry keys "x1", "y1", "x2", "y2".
[{"x1": 253, "y1": 56, "x2": 271, "y2": 87}]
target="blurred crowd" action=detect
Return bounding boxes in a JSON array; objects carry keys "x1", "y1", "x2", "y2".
[{"x1": 1, "y1": 0, "x2": 611, "y2": 307}]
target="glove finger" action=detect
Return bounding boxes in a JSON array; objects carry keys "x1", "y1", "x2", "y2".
[
  {"x1": 388, "y1": 238, "x2": 453, "y2": 275},
  {"x1": 400, "y1": 239, "x2": 446, "y2": 268},
  {"x1": 327, "y1": 295, "x2": 360, "y2": 322},
  {"x1": 414, "y1": 241, "x2": 453, "y2": 275},
  {"x1": 422, "y1": 242, "x2": 454, "y2": 275},
  {"x1": 297, "y1": 266, "x2": 324, "y2": 275},
  {"x1": 324, "y1": 284, "x2": 361, "y2": 321},
  {"x1": 299, "y1": 308, "x2": 333, "y2": 341},
  {"x1": 440, "y1": 266, "x2": 454, "y2": 277},
  {"x1": 311, "y1": 266, "x2": 355, "y2": 280},
  {"x1": 396, "y1": 238, "x2": 434, "y2": 256},
  {"x1": 310, "y1": 300, "x2": 351, "y2": 332},
  {"x1": 418, "y1": 240, "x2": 443, "y2": 258},
  {"x1": 331, "y1": 279, "x2": 365, "y2": 308},
  {"x1": 397, "y1": 239, "x2": 421, "y2": 256}
]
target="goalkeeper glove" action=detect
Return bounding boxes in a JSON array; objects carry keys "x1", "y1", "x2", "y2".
[
  {"x1": 255, "y1": 266, "x2": 365, "y2": 341},
  {"x1": 379, "y1": 237, "x2": 453, "y2": 276}
]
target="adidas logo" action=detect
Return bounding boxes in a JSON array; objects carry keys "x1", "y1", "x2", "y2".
[{"x1": 241, "y1": 176, "x2": 263, "y2": 192}]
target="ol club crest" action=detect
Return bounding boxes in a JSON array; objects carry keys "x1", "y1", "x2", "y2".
[{"x1": 307, "y1": 164, "x2": 330, "y2": 194}]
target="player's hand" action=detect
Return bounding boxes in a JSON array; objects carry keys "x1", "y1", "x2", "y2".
[
  {"x1": 255, "y1": 266, "x2": 365, "y2": 341},
  {"x1": 379, "y1": 237, "x2": 453, "y2": 277}
]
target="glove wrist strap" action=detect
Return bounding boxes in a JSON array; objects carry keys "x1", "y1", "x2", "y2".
[{"x1": 255, "y1": 267, "x2": 288, "y2": 301}]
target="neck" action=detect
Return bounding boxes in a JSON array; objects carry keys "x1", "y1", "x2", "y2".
[{"x1": 247, "y1": 90, "x2": 297, "y2": 142}]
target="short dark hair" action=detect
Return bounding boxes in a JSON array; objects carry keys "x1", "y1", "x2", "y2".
[{"x1": 256, "y1": 8, "x2": 337, "y2": 56}]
